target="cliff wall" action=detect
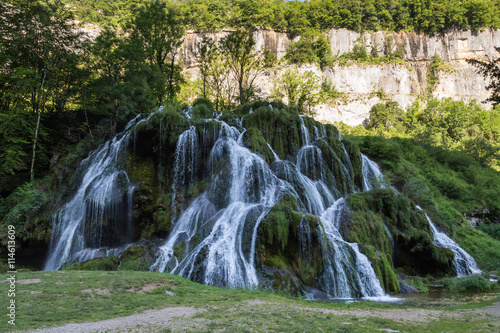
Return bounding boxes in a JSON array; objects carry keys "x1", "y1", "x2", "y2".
[{"x1": 181, "y1": 28, "x2": 500, "y2": 126}]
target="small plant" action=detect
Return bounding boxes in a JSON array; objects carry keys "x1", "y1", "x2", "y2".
[{"x1": 442, "y1": 274, "x2": 494, "y2": 292}]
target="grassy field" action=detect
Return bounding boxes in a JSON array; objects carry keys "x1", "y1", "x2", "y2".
[{"x1": 0, "y1": 270, "x2": 499, "y2": 332}]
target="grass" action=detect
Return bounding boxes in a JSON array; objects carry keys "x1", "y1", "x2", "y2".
[{"x1": 1, "y1": 271, "x2": 499, "y2": 332}]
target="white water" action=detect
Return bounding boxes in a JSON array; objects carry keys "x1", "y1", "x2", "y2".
[
  {"x1": 361, "y1": 153, "x2": 386, "y2": 191},
  {"x1": 426, "y1": 216, "x2": 481, "y2": 277},
  {"x1": 416, "y1": 206, "x2": 481, "y2": 277},
  {"x1": 45, "y1": 110, "x2": 411, "y2": 299},
  {"x1": 44, "y1": 112, "x2": 159, "y2": 271},
  {"x1": 151, "y1": 117, "x2": 388, "y2": 298}
]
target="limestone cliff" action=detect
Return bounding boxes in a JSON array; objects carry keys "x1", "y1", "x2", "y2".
[{"x1": 181, "y1": 28, "x2": 500, "y2": 126}]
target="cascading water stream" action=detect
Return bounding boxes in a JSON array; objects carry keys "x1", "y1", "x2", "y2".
[
  {"x1": 150, "y1": 116, "x2": 389, "y2": 298},
  {"x1": 361, "y1": 153, "x2": 386, "y2": 191},
  {"x1": 45, "y1": 107, "x2": 409, "y2": 298},
  {"x1": 44, "y1": 111, "x2": 160, "y2": 271},
  {"x1": 419, "y1": 209, "x2": 481, "y2": 277}
]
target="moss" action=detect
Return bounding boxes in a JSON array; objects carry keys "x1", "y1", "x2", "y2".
[
  {"x1": 243, "y1": 108, "x2": 302, "y2": 160},
  {"x1": 242, "y1": 127, "x2": 275, "y2": 164},
  {"x1": 259, "y1": 194, "x2": 302, "y2": 250},
  {"x1": 348, "y1": 209, "x2": 392, "y2": 256},
  {"x1": 296, "y1": 215, "x2": 325, "y2": 286},
  {"x1": 315, "y1": 139, "x2": 350, "y2": 195},
  {"x1": 264, "y1": 254, "x2": 289, "y2": 270},
  {"x1": 257, "y1": 195, "x2": 325, "y2": 290},
  {"x1": 66, "y1": 256, "x2": 120, "y2": 271},
  {"x1": 347, "y1": 189, "x2": 456, "y2": 277},
  {"x1": 342, "y1": 139, "x2": 363, "y2": 190},
  {"x1": 173, "y1": 241, "x2": 187, "y2": 261},
  {"x1": 359, "y1": 244, "x2": 400, "y2": 293},
  {"x1": 126, "y1": 157, "x2": 163, "y2": 239},
  {"x1": 118, "y1": 243, "x2": 157, "y2": 271}
]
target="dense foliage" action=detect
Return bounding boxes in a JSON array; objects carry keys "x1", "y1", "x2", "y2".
[
  {"x1": 0, "y1": 0, "x2": 183, "y2": 195},
  {"x1": 60, "y1": 0, "x2": 500, "y2": 35},
  {"x1": 338, "y1": 99, "x2": 500, "y2": 268}
]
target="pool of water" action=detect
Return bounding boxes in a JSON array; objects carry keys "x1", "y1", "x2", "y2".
[{"x1": 387, "y1": 287, "x2": 500, "y2": 308}]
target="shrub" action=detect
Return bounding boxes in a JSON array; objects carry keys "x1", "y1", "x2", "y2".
[{"x1": 443, "y1": 275, "x2": 493, "y2": 292}]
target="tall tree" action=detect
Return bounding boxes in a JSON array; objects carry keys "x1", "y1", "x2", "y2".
[
  {"x1": 195, "y1": 35, "x2": 217, "y2": 100},
  {"x1": 131, "y1": 0, "x2": 185, "y2": 102},
  {"x1": 88, "y1": 29, "x2": 155, "y2": 136},
  {"x1": 0, "y1": 0, "x2": 83, "y2": 181},
  {"x1": 220, "y1": 29, "x2": 265, "y2": 105}
]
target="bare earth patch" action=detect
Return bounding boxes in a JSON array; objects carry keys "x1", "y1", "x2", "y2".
[
  {"x1": 28, "y1": 306, "x2": 203, "y2": 333},
  {"x1": 17, "y1": 279, "x2": 42, "y2": 284},
  {"x1": 126, "y1": 283, "x2": 169, "y2": 294},
  {"x1": 80, "y1": 288, "x2": 111, "y2": 296}
]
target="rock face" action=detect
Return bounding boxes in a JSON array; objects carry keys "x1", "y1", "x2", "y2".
[{"x1": 180, "y1": 28, "x2": 500, "y2": 126}]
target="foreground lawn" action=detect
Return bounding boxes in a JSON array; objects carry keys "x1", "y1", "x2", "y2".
[{"x1": 0, "y1": 271, "x2": 499, "y2": 332}]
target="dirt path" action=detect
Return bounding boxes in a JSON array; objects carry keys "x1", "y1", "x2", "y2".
[
  {"x1": 28, "y1": 306, "x2": 203, "y2": 333},
  {"x1": 25, "y1": 300, "x2": 500, "y2": 332}
]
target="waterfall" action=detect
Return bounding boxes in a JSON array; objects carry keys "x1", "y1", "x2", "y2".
[
  {"x1": 152, "y1": 121, "x2": 284, "y2": 288},
  {"x1": 426, "y1": 217, "x2": 481, "y2": 277},
  {"x1": 46, "y1": 110, "x2": 395, "y2": 299},
  {"x1": 149, "y1": 118, "x2": 388, "y2": 298},
  {"x1": 361, "y1": 153, "x2": 386, "y2": 191},
  {"x1": 417, "y1": 207, "x2": 481, "y2": 277},
  {"x1": 319, "y1": 199, "x2": 386, "y2": 298},
  {"x1": 44, "y1": 113, "x2": 156, "y2": 271}
]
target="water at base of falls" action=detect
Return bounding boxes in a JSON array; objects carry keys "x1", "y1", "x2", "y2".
[{"x1": 150, "y1": 115, "x2": 389, "y2": 299}]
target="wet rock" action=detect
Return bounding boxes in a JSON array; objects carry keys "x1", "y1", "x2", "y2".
[{"x1": 399, "y1": 281, "x2": 420, "y2": 294}]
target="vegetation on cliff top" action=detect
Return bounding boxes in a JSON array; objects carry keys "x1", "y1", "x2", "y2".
[{"x1": 61, "y1": 0, "x2": 500, "y2": 35}]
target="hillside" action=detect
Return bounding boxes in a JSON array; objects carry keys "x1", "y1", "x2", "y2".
[{"x1": 1, "y1": 0, "x2": 499, "y2": 308}]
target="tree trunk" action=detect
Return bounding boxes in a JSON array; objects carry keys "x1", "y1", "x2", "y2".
[
  {"x1": 112, "y1": 100, "x2": 119, "y2": 136},
  {"x1": 82, "y1": 85, "x2": 94, "y2": 144},
  {"x1": 30, "y1": 65, "x2": 47, "y2": 182}
]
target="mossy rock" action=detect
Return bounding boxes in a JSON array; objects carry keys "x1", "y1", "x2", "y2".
[
  {"x1": 66, "y1": 256, "x2": 120, "y2": 271},
  {"x1": 296, "y1": 215, "x2": 325, "y2": 286},
  {"x1": 359, "y1": 244, "x2": 400, "y2": 293},
  {"x1": 257, "y1": 195, "x2": 327, "y2": 291},
  {"x1": 118, "y1": 243, "x2": 157, "y2": 271},
  {"x1": 341, "y1": 139, "x2": 363, "y2": 190},
  {"x1": 258, "y1": 194, "x2": 302, "y2": 250},
  {"x1": 347, "y1": 189, "x2": 456, "y2": 277},
  {"x1": 243, "y1": 108, "x2": 301, "y2": 160},
  {"x1": 242, "y1": 127, "x2": 275, "y2": 164},
  {"x1": 315, "y1": 139, "x2": 351, "y2": 195}
]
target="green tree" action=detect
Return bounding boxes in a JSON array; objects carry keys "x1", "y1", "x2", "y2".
[
  {"x1": 220, "y1": 29, "x2": 266, "y2": 105},
  {"x1": 0, "y1": 0, "x2": 83, "y2": 181},
  {"x1": 368, "y1": 101, "x2": 404, "y2": 130},
  {"x1": 131, "y1": 0, "x2": 185, "y2": 102},
  {"x1": 273, "y1": 67, "x2": 320, "y2": 115},
  {"x1": 195, "y1": 35, "x2": 217, "y2": 100},
  {"x1": 88, "y1": 29, "x2": 155, "y2": 136},
  {"x1": 468, "y1": 47, "x2": 500, "y2": 106}
]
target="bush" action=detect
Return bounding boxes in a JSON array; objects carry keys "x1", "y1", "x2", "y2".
[
  {"x1": 477, "y1": 223, "x2": 500, "y2": 241},
  {"x1": 442, "y1": 275, "x2": 493, "y2": 292}
]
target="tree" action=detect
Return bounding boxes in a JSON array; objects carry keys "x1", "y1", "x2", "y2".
[
  {"x1": 195, "y1": 35, "x2": 217, "y2": 100},
  {"x1": 131, "y1": 0, "x2": 185, "y2": 102},
  {"x1": 368, "y1": 101, "x2": 404, "y2": 130},
  {"x1": 273, "y1": 67, "x2": 320, "y2": 115},
  {"x1": 0, "y1": 0, "x2": 83, "y2": 181},
  {"x1": 88, "y1": 29, "x2": 155, "y2": 136},
  {"x1": 220, "y1": 29, "x2": 266, "y2": 105},
  {"x1": 468, "y1": 47, "x2": 500, "y2": 106}
]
